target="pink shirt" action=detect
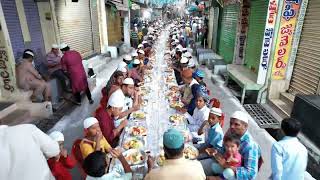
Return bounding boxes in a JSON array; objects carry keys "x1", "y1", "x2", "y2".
[{"x1": 224, "y1": 151, "x2": 242, "y2": 167}]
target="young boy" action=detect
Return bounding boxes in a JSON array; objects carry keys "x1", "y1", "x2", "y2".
[
  {"x1": 207, "y1": 134, "x2": 242, "y2": 179},
  {"x1": 83, "y1": 150, "x2": 132, "y2": 180},
  {"x1": 47, "y1": 131, "x2": 76, "y2": 180},
  {"x1": 198, "y1": 107, "x2": 224, "y2": 153},
  {"x1": 80, "y1": 117, "x2": 112, "y2": 159}
]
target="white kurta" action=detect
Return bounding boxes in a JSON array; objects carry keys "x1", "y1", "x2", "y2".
[
  {"x1": 185, "y1": 105, "x2": 210, "y2": 132},
  {"x1": 0, "y1": 124, "x2": 59, "y2": 180}
]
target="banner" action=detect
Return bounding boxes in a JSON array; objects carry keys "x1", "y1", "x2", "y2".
[
  {"x1": 271, "y1": 0, "x2": 302, "y2": 80},
  {"x1": 256, "y1": 0, "x2": 278, "y2": 84}
]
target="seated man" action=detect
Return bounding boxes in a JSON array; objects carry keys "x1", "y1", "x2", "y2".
[
  {"x1": 16, "y1": 49, "x2": 51, "y2": 102},
  {"x1": 129, "y1": 59, "x2": 143, "y2": 83},
  {"x1": 145, "y1": 129, "x2": 206, "y2": 180},
  {"x1": 45, "y1": 44, "x2": 70, "y2": 93},
  {"x1": 95, "y1": 89, "x2": 128, "y2": 147},
  {"x1": 206, "y1": 111, "x2": 261, "y2": 179},
  {"x1": 80, "y1": 117, "x2": 112, "y2": 159}
]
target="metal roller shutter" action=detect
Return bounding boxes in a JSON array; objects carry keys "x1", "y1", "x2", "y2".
[
  {"x1": 217, "y1": 4, "x2": 240, "y2": 64},
  {"x1": 289, "y1": 1, "x2": 320, "y2": 95},
  {"x1": 90, "y1": 0, "x2": 101, "y2": 53},
  {"x1": 244, "y1": 0, "x2": 268, "y2": 73},
  {"x1": 55, "y1": 0, "x2": 94, "y2": 57}
]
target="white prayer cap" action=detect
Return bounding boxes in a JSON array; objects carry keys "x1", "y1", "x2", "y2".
[
  {"x1": 184, "y1": 52, "x2": 192, "y2": 58},
  {"x1": 24, "y1": 50, "x2": 34, "y2": 57},
  {"x1": 52, "y1": 44, "x2": 59, "y2": 49},
  {"x1": 83, "y1": 117, "x2": 99, "y2": 129},
  {"x1": 60, "y1": 43, "x2": 68, "y2": 49},
  {"x1": 107, "y1": 89, "x2": 125, "y2": 108},
  {"x1": 131, "y1": 51, "x2": 138, "y2": 57},
  {"x1": 210, "y1": 107, "x2": 222, "y2": 117},
  {"x1": 133, "y1": 59, "x2": 140, "y2": 65},
  {"x1": 142, "y1": 41, "x2": 148, "y2": 44},
  {"x1": 171, "y1": 42, "x2": 176, "y2": 46},
  {"x1": 188, "y1": 59, "x2": 195, "y2": 68},
  {"x1": 124, "y1": 55, "x2": 132, "y2": 61},
  {"x1": 117, "y1": 66, "x2": 127, "y2": 73},
  {"x1": 138, "y1": 49, "x2": 145, "y2": 55},
  {"x1": 180, "y1": 57, "x2": 189, "y2": 64},
  {"x1": 180, "y1": 35, "x2": 184, "y2": 38},
  {"x1": 123, "y1": 78, "x2": 134, "y2": 85},
  {"x1": 117, "y1": 61, "x2": 127, "y2": 69},
  {"x1": 175, "y1": 39, "x2": 179, "y2": 43},
  {"x1": 49, "y1": 131, "x2": 64, "y2": 142},
  {"x1": 231, "y1": 111, "x2": 249, "y2": 124},
  {"x1": 134, "y1": 24, "x2": 137, "y2": 26},
  {"x1": 138, "y1": 44, "x2": 144, "y2": 48}
]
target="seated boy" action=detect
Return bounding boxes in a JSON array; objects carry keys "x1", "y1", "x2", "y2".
[
  {"x1": 83, "y1": 150, "x2": 132, "y2": 180},
  {"x1": 80, "y1": 117, "x2": 112, "y2": 159},
  {"x1": 47, "y1": 131, "x2": 76, "y2": 180}
]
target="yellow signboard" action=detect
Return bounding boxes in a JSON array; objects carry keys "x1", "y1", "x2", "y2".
[{"x1": 271, "y1": 0, "x2": 301, "y2": 80}]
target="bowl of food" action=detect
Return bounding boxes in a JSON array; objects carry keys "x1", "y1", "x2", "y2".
[
  {"x1": 123, "y1": 137, "x2": 144, "y2": 150},
  {"x1": 129, "y1": 126, "x2": 147, "y2": 136},
  {"x1": 183, "y1": 144, "x2": 199, "y2": 160},
  {"x1": 132, "y1": 111, "x2": 146, "y2": 119},
  {"x1": 123, "y1": 149, "x2": 146, "y2": 166},
  {"x1": 169, "y1": 114, "x2": 185, "y2": 124}
]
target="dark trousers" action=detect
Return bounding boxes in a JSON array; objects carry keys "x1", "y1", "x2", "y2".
[
  {"x1": 51, "y1": 69, "x2": 69, "y2": 92},
  {"x1": 74, "y1": 87, "x2": 92, "y2": 103}
]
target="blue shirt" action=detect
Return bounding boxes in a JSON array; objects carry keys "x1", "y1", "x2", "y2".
[
  {"x1": 127, "y1": 62, "x2": 133, "y2": 70},
  {"x1": 236, "y1": 131, "x2": 261, "y2": 180},
  {"x1": 271, "y1": 136, "x2": 308, "y2": 180},
  {"x1": 207, "y1": 123, "x2": 224, "y2": 150}
]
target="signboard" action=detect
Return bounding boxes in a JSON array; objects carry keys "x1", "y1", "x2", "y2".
[
  {"x1": 256, "y1": 0, "x2": 278, "y2": 84},
  {"x1": 234, "y1": 0, "x2": 250, "y2": 65},
  {"x1": 271, "y1": 0, "x2": 302, "y2": 80}
]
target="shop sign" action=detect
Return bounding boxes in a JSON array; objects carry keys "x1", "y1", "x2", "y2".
[
  {"x1": 234, "y1": 0, "x2": 250, "y2": 65},
  {"x1": 271, "y1": 0, "x2": 302, "y2": 80},
  {"x1": 256, "y1": 0, "x2": 278, "y2": 84}
]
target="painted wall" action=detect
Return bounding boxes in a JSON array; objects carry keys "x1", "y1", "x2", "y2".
[{"x1": 1, "y1": 0, "x2": 46, "y2": 70}]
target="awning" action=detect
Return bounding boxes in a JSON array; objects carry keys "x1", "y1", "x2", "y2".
[{"x1": 105, "y1": 0, "x2": 128, "y2": 11}]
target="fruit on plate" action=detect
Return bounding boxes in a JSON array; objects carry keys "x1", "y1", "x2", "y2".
[
  {"x1": 183, "y1": 144, "x2": 199, "y2": 160},
  {"x1": 169, "y1": 114, "x2": 185, "y2": 124},
  {"x1": 169, "y1": 101, "x2": 183, "y2": 109},
  {"x1": 130, "y1": 126, "x2": 147, "y2": 136},
  {"x1": 123, "y1": 138, "x2": 144, "y2": 150},
  {"x1": 132, "y1": 111, "x2": 146, "y2": 119},
  {"x1": 123, "y1": 149, "x2": 145, "y2": 165}
]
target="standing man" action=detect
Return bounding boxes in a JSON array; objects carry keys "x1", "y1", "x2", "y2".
[
  {"x1": 45, "y1": 44, "x2": 70, "y2": 93},
  {"x1": 60, "y1": 43, "x2": 94, "y2": 105},
  {"x1": 0, "y1": 124, "x2": 59, "y2": 180},
  {"x1": 271, "y1": 118, "x2": 308, "y2": 180},
  {"x1": 131, "y1": 26, "x2": 139, "y2": 48}
]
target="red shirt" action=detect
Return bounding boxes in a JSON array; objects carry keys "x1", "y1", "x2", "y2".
[
  {"x1": 224, "y1": 151, "x2": 242, "y2": 167},
  {"x1": 95, "y1": 107, "x2": 116, "y2": 144},
  {"x1": 47, "y1": 156, "x2": 76, "y2": 180}
]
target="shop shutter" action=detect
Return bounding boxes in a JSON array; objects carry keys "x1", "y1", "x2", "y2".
[
  {"x1": 244, "y1": 0, "x2": 268, "y2": 73},
  {"x1": 217, "y1": 4, "x2": 240, "y2": 64},
  {"x1": 90, "y1": 0, "x2": 101, "y2": 53},
  {"x1": 55, "y1": 0, "x2": 94, "y2": 57},
  {"x1": 289, "y1": 1, "x2": 320, "y2": 95}
]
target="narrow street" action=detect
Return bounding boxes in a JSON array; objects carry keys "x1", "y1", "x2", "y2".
[{"x1": 0, "y1": 0, "x2": 319, "y2": 180}]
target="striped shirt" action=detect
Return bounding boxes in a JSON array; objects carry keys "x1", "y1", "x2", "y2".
[{"x1": 236, "y1": 131, "x2": 261, "y2": 180}]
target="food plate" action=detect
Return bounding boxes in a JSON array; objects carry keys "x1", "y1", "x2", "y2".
[
  {"x1": 130, "y1": 126, "x2": 147, "y2": 136},
  {"x1": 169, "y1": 101, "x2": 184, "y2": 109},
  {"x1": 183, "y1": 144, "x2": 199, "y2": 160},
  {"x1": 169, "y1": 114, "x2": 185, "y2": 124},
  {"x1": 157, "y1": 153, "x2": 166, "y2": 166},
  {"x1": 123, "y1": 149, "x2": 146, "y2": 165},
  {"x1": 132, "y1": 111, "x2": 146, "y2": 119},
  {"x1": 169, "y1": 86, "x2": 179, "y2": 92},
  {"x1": 123, "y1": 137, "x2": 144, "y2": 150}
]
